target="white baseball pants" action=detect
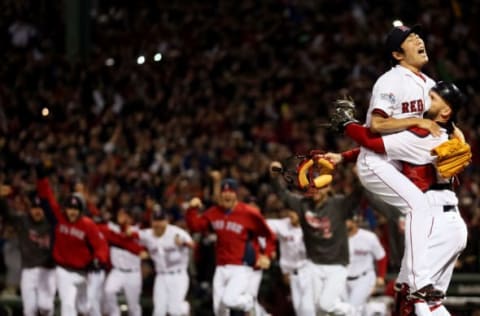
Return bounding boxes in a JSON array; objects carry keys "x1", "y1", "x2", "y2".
[
  {"x1": 153, "y1": 270, "x2": 189, "y2": 316},
  {"x1": 88, "y1": 270, "x2": 106, "y2": 316},
  {"x1": 402, "y1": 190, "x2": 467, "y2": 316},
  {"x1": 346, "y1": 270, "x2": 376, "y2": 315},
  {"x1": 213, "y1": 265, "x2": 254, "y2": 316},
  {"x1": 357, "y1": 155, "x2": 433, "y2": 292},
  {"x1": 104, "y1": 269, "x2": 142, "y2": 316},
  {"x1": 302, "y1": 261, "x2": 354, "y2": 315},
  {"x1": 20, "y1": 267, "x2": 56, "y2": 316},
  {"x1": 289, "y1": 266, "x2": 315, "y2": 316},
  {"x1": 56, "y1": 266, "x2": 89, "y2": 316}
]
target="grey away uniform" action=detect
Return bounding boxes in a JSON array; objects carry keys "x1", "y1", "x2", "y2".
[{"x1": 271, "y1": 179, "x2": 361, "y2": 316}]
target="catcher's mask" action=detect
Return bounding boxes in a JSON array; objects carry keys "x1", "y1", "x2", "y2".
[{"x1": 279, "y1": 151, "x2": 335, "y2": 192}]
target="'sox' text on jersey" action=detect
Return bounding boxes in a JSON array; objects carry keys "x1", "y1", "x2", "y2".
[
  {"x1": 59, "y1": 224, "x2": 85, "y2": 240},
  {"x1": 211, "y1": 220, "x2": 244, "y2": 234},
  {"x1": 401, "y1": 99, "x2": 424, "y2": 114}
]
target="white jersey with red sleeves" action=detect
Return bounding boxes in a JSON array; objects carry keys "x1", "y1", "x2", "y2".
[
  {"x1": 266, "y1": 218, "x2": 306, "y2": 274},
  {"x1": 108, "y1": 222, "x2": 141, "y2": 271},
  {"x1": 366, "y1": 65, "x2": 435, "y2": 125},
  {"x1": 139, "y1": 225, "x2": 192, "y2": 273},
  {"x1": 347, "y1": 228, "x2": 385, "y2": 277},
  {"x1": 382, "y1": 127, "x2": 448, "y2": 165}
]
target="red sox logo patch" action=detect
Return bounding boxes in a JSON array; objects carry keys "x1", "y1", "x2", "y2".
[{"x1": 304, "y1": 211, "x2": 332, "y2": 238}]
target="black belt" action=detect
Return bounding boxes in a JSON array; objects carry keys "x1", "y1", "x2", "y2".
[
  {"x1": 347, "y1": 270, "x2": 370, "y2": 281},
  {"x1": 117, "y1": 267, "x2": 138, "y2": 273},
  {"x1": 428, "y1": 183, "x2": 453, "y2": 191},
  {"x1": 158, "y1": 269, "x2": 183, "y2": 275},
  {"x1": 443, "y1": 205, "x2": 457, "y2": 213}
]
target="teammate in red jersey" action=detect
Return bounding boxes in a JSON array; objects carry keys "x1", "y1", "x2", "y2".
[
  {"x1": 185, "y1": 178, "x2": 276, "y2": 316},
  {"x1": 36, "y1": 176, "x2": 109, "y2": 316}
]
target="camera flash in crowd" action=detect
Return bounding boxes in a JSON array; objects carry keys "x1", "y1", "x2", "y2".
[
  {"x1": 105, "y1": 58, "x2": 115, "y2": 67},
  {"x1": 392, "y1": 20, "x2": 403, "y2": 27},
  {"x1": 41, "y1": 107, "x2": 50, "y2": 117},
  {"x1": 137, "y1": 55, "x2": 145, "y2": 65},
  {"x1": 153, "y1": 53, "x2": 162, "y2": 62}
]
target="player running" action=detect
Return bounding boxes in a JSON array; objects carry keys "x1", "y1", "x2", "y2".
[
  {"x1": 36, "y1": 171, "x2": 110, "y2": 316},
  {"x1": 186, "y1": 178, "x2": 276, "y2": 316},
  {"x1": 0, "y1": 187, "x2": 56, "y2": 316},
  {"x1": 103, "y1": 208, "x2": 147, "y2": 316},
  {"x1": 266, "y1": 210, "x2": 307, "y2": 315},
  {"x1": 345, "y1": 214, "x2": 387, "y2": 316},
  {"x1": 137, "y1": 206, "x2": 193, "y2": 316}
]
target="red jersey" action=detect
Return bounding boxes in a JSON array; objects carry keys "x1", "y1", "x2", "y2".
[
  {"x1": 37, "y1": 178, "x2": 109, "y2": 270},
  {"x1": 186, "y1": 201, "x2": 276, "y2": 266}
]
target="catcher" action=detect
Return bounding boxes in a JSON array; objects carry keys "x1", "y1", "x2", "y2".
[{"x1": 326, "y1": 81, "x2": 470, "y2": 315}]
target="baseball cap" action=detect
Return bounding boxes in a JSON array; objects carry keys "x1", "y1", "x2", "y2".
[
  {"x1": 151, "y1": 204, "x2": 167, "y2": 220},
  {"x1": 220, "y1": 178, "x2": 238, "y2": 192},
  {"x1": 386, "y1": 24, "x2": 422, "y2": 54},
  {"x1": 64, "y1": 194, "x2": 84, "y2": 212}
]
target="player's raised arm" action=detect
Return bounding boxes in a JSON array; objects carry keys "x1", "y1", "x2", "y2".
[
  {"x1": 35, "y1": 166, "x2": 63, "y2": 221},
  {"x1": 269, "y1": 161, "x2": 304, "y2": 213},
  {"x1": 185, "y1": 197, "x2": 211, "y2": 232}
]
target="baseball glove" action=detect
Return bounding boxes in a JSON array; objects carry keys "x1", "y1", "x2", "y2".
[
  {"x1": 330, "y1": 98, "x2": 359, "y2": 133},
  {"x1": 431, "y1": 138, "x2": 472, "y2": 179}
]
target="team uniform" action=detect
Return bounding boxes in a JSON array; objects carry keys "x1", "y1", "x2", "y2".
[
  {"x1": 346, "y1": 227, "x2": 386, "y2": 316},
  {"x1": 138, "y1": 225, "x2": 193, "y2": 316},
  {"x1": 37, "y1": 178, "x2": 110, "y2": 316},
  {"x1": 266, "y1": 218, "x2": 307, "y2": 315},
  {"x1": 0, "y1": 196, "x2": 56, "y2": 316},
  {"x1": 347, "y1": 122, "x2": 468, "y2": 314},
  {"x1": 103, "y1": 222, "x2": 144, "y2": 316},
  {"x1": 271, "y1": 178, "x2": 360, "y2": 315},
  {"x1": 186, "y1": 201, "x2": 276, "y2": 316},
  {"x1": 356, "y1": 64, "x2": 436, "y2": 293}
]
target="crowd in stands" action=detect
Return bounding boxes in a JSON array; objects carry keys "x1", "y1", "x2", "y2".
[{"x1": 0, "y1": 0, "x2": 479, "y2": 313}]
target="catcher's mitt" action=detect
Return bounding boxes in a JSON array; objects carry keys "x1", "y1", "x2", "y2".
[
  {"x1": 431, "y1": 138, "x2": 472, "y2": 179},
  {"x1": 330, "y1": 98, "x2": 359, "y2": 133},
  {"x1": 273, "y1": 150, "x2": 335, "y2": 191}
]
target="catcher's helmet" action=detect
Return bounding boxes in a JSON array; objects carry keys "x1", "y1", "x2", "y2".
[{"x1": 431, "y1": 81, "x2": 467, "y2": 111}]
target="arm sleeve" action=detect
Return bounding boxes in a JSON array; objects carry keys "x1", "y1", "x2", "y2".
[
  {"x1": 86, "y1": 222, "x2": 110, "y2": 265},
  {"x1": 344, "y1": 124, "x2": 386, "y2": 153},
  {"x1": 370, "y1": 78, "x2": 397, "y2": 117},
  {"x1": 185, "y1": 207, "x2": 211, "y2": 232},
  {"x1": 178, "y1": 229, "x2": 194, "y2": 248},
  {"x1": 251, "y1": 212, "x2": 277, "y2": 259},
  {"x1": 271, "y1": 178, "x2": 304, "y2": 216},
  {"x1": 341, "y1": 147, "x2": 361, "y2": 163},
  {"x1": 103, "y1": 226, "x2": 144, "y2": 255},
  {"x1": 36, "y1": 178, "x2": 63, "y2": 221},
  {"x1": 266, "y1": 219, "x2": 282, "y2": 235},
  {"x1": 376, "y1": 256, "x2": 388, "y2": 279}
]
